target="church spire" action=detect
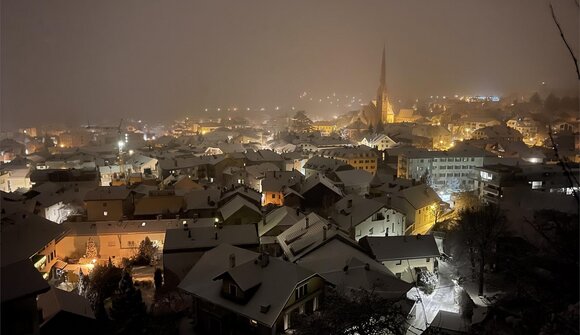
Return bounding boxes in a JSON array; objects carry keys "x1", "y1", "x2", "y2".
[{"x1": 379, "y1": 45, "x2": 386, "y2": 91}]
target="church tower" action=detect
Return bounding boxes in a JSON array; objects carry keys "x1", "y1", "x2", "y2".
[{"x1": 376, "y1": 46, "x2": 395, "y2": 124}]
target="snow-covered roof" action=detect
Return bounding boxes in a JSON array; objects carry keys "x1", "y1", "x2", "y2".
[
  {"x1": 183, "y1": 188, "x2": 221, "y2": 210},
  {"x1": 261, "y1": 170, "x2": 303, "y2": 192},
  {"x1": 1, "y1": 259, "x2": 50, "y2": 303},
  {"x1": 360, "y1": 235, "x2": 440, "y2": 261},
  {"x1": 335, "y1": 169, "x2": 374, "y2": 187},
  {"x1": 277, "y1": 213, "x2": 352, "y2": 262},
  {"x1": 258, "y1": 206, "x2": 304, "y2": 238},
  {"x1": 331, "y1": 195, "x2": 385, "y2": 229},
  {"x1": 38, "y1": 286, "x2": 95, "y2": 325},
  {"x1": 163, "y1": 225, "x2": 259, "y2": 252},
  {"x1": 179, "y1": 244, "x2": 318, "y2": 328},
  {"x1": 84, "y1": 186, "x2": 132, "y2": 201},
  {"x1": 300, "y1": 173, "x2": 343, "y2": 197},
  {"x1": 134, "y1": 195, "x2": 184, "y2": 216},
  {"x1": 1, "y1": 212, "x2": 68, "y2": 266},
  {"x1": 219, "y1": 195, "x2": 261, "y2": 221}
]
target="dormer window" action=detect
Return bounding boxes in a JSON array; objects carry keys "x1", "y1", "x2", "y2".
[{"x1": 295, "y1": 283, "x2": 308, "y2": 300}]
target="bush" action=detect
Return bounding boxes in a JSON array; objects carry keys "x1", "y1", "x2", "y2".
[{"x1": 418, "y1": 270, "x2": 438, "y2": 295}]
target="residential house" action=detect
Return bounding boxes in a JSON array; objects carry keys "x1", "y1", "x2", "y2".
[
  {"x1": 359, "y1": 235, "x2": 440, "y2": 283},
  {"x1": 84, "y1": 186, "x2": 135, "y2": 221},
  {"x1": 1, "y1": 211, "x2": 68, "y2": 280},
  {"x1": 37, "y1": 286, "x2": 97, "y2": 335},
  {"x1": 179, "y1": 244, "x2": 327, "y2": 334},
  {"x1": 258, "y1": 206, "x2": 304, "y2": 256},
  {"x1": 183, "y1": 188, "x2": 221, "y2": 218},
  {"x1": 133, "y1": 190, "x2": 185, "y2": 219},
  {"x1": 320, "y1": 146, "x2": 379, "y2": 175},
  {"x1": 219, "y1": 195, "x2": 262, "y2": 226},
  {"x1": 333, "y1": 169, "x2": 374, "y2": 196},
  {"x1": 163, "y1": 225, "x2": 259, "y2": 288},
  {"x1": 359, "y1": 133, "x2": 399, "y2": 151},
  {"x1": 331, "y1": 195, "x2": 406, "y2": 241},
  {"x1": 302, "y1": 156, "x2": 353, "y2": 179},
  {"x1": 377, "y1": 184, "x2": 442, "y2": 235},
  {"x1": 300, "y1": 173, "x2": 343, "y2": 213},
  {"x1": 261, "y1": 170, "x2": 303, "y2": 206}
]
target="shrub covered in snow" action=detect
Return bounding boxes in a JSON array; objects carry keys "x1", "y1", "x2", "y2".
[{"x1": 418, "y1": 270, "x2": 438, "y2": 295}]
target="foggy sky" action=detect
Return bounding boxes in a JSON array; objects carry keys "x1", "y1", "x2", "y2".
[{"x1": 1, "y1": 0, "x2": 578, "y2": 129}]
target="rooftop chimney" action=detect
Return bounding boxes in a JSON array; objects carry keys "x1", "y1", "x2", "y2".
[
  {"x1": 215, "y1": 232, "x2": 218, "y2": 240},
  {"x1": 347, "y1": 199, "x2": 353, "y2": 208},
  {"x1": 229, "y1": 253, "x2": 236, "y2": 268},
  {"x1": 323, "y1": 225, "x2": 328, "y2": 241},
  {"x1": 305, "y1": 217, "x2": 309, "y2": 228},
  {"x1": 187, "y1": 229, "x2": 191, "y2": 238}
]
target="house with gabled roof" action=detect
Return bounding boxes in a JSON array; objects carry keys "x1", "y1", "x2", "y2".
[
  {"x1": 299, "y1": 173, "x2": 343, "y2": 214},
  {"x1": 303, "y1": 155, "x2": 352, "y2": 178},
  {"x1": 179, "y1": 244, "x2": 327, "y2": 334},
  {"x1": 261, "y1": 170, "x2": 303, "y2": 207},
  {"x1": 331, "y1": 195, "x2": 406, "y2": 241},
  {"x1": 37, "y1": 286, "x2": 97, "y2": 335},
  {"x1": 219, "y1": 195, "x2": 262, "y2": 226},
  {"x1": 359, "y1": 235, "x2": 440, "y2": 283},
  {"x1": 258, "y1": 206, "x2": 305, "y2": 256},
  {"x1": 163, "y1": 225, "x2": 259, "y2": 288},
  {"x1": 183, "y1": 188, "x2": 221, "y2": 218},
  {"x1": 84, "y1": 186, "x2": 135, "y2": 221}
]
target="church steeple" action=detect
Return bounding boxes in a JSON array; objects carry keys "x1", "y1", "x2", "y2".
[
  {"x1": 377, "y1": 45, "x2": 394, "y2": 124},
  {"x1": 379, "y1": 45, "x2": 386, "y2": 92}
]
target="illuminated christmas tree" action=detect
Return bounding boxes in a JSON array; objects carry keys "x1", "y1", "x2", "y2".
[{"x1": 85, "y1": 237, "x2": 97, "y2": 259}]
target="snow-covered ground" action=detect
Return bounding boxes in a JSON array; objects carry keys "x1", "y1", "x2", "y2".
[{"x1": 405, "y1": 261, "x2": 460, "y2": 334}]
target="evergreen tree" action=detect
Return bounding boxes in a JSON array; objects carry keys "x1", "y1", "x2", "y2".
[
  {"x1": 78, "y1": 269, "x2": 89, "y2": 297},
  {"x1": 134, "y1": 236, "x2": 158, "y2": 265},
  {"x1": 110, "y1": 268, "x2": 146, "y2": 333},
  {"x1": 529, "y1": 92, "x2": 542, "y2": 105},
  {"x1": 154, "y1": 268, "x2": 163, "y2": 291}
]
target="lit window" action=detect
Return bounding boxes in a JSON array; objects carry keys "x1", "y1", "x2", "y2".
[
  {"x1": 141, "y1": 222, "x2": 146, "y2": 227},
  {"x1": 103, "y1": 211, "x2": 108, "y2": 216}
]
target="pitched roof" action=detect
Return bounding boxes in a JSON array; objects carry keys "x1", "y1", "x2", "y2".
[
  {"x1": 360, "y1": 235, "x2": 440, "y2": 261},
  {"x1": 163, "y1": 225, "x2": 259, "y2": 252},
  {"x1": 1, "y1": 259, "x2": 50, "y2": 302},
  {"x1": 258, "y1": 206, "x2": 304, "y2": 238},
  {"x1": 134, "y1": 195, "x2": 184, "y2": 216},
  {"x1": 183, "y1": 188, "x2": 221, "y2": 210},
  {"x1": 38, "y1": 286, "x2": 95, "y2": 325},
  {"x1": 335, "y1": 169, "x2": 374, "y2": 187},
  {"x1": 394, "y1": 184, "x2": 442, "y2": 210},
  {"x1": 277, "y1": 213, "x2": 353, "y2": 262},
  {"x1": 219, "y1": 195, "x2": 261, "y2": 221},
  {"x1": 84, "y1": 186, "x2": 132, "y2": 201},
  {"x1": 300, "y1": 173, "x2": 343, "y2": 197},
  {"x1": 331, "y1": 195, "x2": 385, "y2": 229},
  {"x1": 179, "y1": 244, "x2": 317, "y2": 328},
  {"x1": 1, "y1": 212, "x2": 68, "y2": 266}
]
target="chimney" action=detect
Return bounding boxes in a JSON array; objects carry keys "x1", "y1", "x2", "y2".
[
  {"x1": 323, "y1": 225, "x2": 328, "y2": 241},
  {"x1": 187, "y1": 229, "x2": 191, "y2": 238},
  {"x1": 343, "y1": 264, "x2": 349, "y2": 273},
  {"x1": 229, "y1": 253, "x2": 236, "y2": 268},
  {"x1": 364, "y1": 263, "x2": 370, "y2": 271},
  {"x1": 207, "y1": 195, "x2": 211, "y2": 204},
  {"x1": 215, "y1": 232, "x2": 218, "y2": 240},
  {"x1": 260, "y1": 252, "x2": 270, "y2": 267},
  {"x1": 305, "y1": 216, "x2": 309, "y2": 228},
  {"x1": 347, "y1": 199, "x2": 353, "y2": 208}
]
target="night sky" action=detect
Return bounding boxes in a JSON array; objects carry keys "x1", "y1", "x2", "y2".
[{"x1": 1, "y1": 0, "x2": 578, "y2": 129}]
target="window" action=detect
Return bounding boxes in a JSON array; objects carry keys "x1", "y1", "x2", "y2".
[
  {"x1": 271, "y1": 194, "x2": 276, "y2": 199},
  {"x1": 128, "y1": 241, "x2": 135, "y2": 247},
  {"x1": 108, "y1": 241, "x2": 116, "y2": 247},
  {"x1": 471, "y1": 158, "x2": 475, "y2": 161},
  {"x1": 426, "y1": 258, "x2": 430, "y2": 262},
  {"x1": 296, "y1": 283, "x2": 308, "y2": 300},
  {"x1": 229, "y1": 284, "x2": 237, "y2": 297},
  {"x1": 102, "y1": 202, "x2": 107, "y2": 207},
  {"x1": 396, "y1": 260, "x2": 402, "y2": 265},
  {"x1": 440, "y1": 158, "x2": 447, "y2": 162},
  {"x1": 369, "y1": 227, "x2": 374, "y2": 235},
  {"x1": 103, "y1": 211, "x2": 108, "y2": 216}
]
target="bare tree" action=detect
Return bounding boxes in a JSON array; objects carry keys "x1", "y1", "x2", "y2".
[
  {"x1": 549, "y1": 1, "x2": 580, "y2": 80},
  {"x1": 456, "y1": 204, "x2": 507, "y2": 296}
]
